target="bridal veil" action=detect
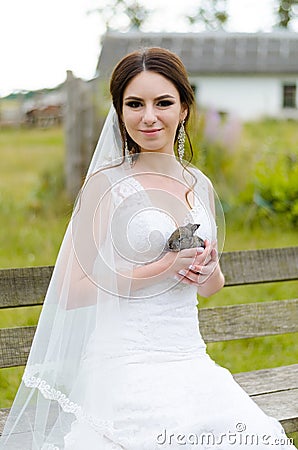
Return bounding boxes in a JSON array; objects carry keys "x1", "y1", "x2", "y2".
[{"x1": 0, "y1": 106, "x2": 224, "y2": 449}]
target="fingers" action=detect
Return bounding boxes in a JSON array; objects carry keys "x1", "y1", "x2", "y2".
[
  {"x1": 191, "y1": 240, "x2": 212, "y2": 266},
  {"x1": 210, "y1": 247, "x2": 218, "y2": 261},
  {"x1": 171, "y1": 241, "x2": 219, "y2": 282},
  {"x1": 177, "y1": 246, "x2": 205, "y2": 266},
  {"x1": 189, "y1": 265, "x2": 209, "y2": 276},
  {"x1": 179, "y1": 246, "x2": 204, "y2": 257},
  {"x1": 175, "y1": 241, "x2": 216, "y2": 271},
  {"x1": 175, "y1": 274, "x2": 194, "y2": 285},
  {"x1": 175, "y1": 270, "x2": 199, "y2": 285},
  {"x1": 178, "y1": 242, "x2": 219, "y2": 284},
  {"x1": 189, "y1": 250, "x2": 218, "y2": 274},
  {"x1": 175, "y1": 269, "x2": 206, "y2": 286}
]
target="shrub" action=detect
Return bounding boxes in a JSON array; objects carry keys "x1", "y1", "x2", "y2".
[{"x1": 254, "y1": 152, "x2": 298, "y2": 225}]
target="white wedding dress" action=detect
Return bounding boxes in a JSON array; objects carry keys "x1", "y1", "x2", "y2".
[{"x1": 62, "y1": 175, "x2": 295, "y2": 450}]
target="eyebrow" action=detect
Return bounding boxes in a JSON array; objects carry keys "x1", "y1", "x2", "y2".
[{"x1": 124, "y1": 94, "x2": 176, "y2": 101}]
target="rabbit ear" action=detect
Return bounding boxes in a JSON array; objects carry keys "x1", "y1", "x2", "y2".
[
  {"x1": 185, "y1": 222, "x2": 195, "y2": 229},
  {"x1": 190, "y1": 223, "x2": 200, "y2": 233}
]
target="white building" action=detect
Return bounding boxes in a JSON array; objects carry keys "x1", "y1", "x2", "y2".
[{"x1": 97, "y1": 31, "x2": 298, "y2": 121}]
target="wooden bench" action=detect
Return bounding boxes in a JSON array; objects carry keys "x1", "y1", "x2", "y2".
[{"x1": 0, "y1": 246, "x2": 298, "y2": 438}]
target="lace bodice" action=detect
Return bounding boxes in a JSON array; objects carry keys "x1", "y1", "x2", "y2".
[
  {"x1": 111, "y1": 174, "x2": 216, "y2": 266},
  {"x1": 108, "y1": 173, "x2": 214, "y2": 361}
]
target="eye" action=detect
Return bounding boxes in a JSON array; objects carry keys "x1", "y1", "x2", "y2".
[
  {"x1": 157, "y1": 100, "x2": 175, "y2": 107},
  {"x1": 125, "y1": 101, "x2": 142, "y2": 108}
]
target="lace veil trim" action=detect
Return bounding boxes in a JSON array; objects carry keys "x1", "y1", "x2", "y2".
[{"x1": 22, "y1": 371, "x2": 113, "y2": 435}]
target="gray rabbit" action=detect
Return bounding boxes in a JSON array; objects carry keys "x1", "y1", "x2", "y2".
[{"x1": 164, "y1": 223, "x2": 205, "y2": 252}]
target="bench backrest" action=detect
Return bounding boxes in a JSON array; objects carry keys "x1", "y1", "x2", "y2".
[{"x1": 0, "y1": 247, "x2": 297, "y2": 369}]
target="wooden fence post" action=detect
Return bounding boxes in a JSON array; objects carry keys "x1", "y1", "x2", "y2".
[{"x1": 64, "y1": 71, "x2": 99, "y2": 201}]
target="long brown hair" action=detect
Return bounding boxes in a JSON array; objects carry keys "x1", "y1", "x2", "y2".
[
  {"x1": 79, "y1": 47, "x2": 197, "y2": 212},
  {"x1": 110, "y1": 47, "x2": 197, "y2": 207}
]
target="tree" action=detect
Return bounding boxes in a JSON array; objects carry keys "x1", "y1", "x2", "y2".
[
  {"x1": 88, "y1": 0, "x2": 150, "y2": 32},
  {"x1": 186, "y1": 0, "x2": 229, "y2": 31},
  {"x1": 125, "y1": 1, "x2": 149, "y2": 29},
  {"x1": 276, "y1": 0, "x2": 298, "y2": 28}
]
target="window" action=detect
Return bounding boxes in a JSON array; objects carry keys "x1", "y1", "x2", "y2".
[{"x1": 282, "y1": 83, "x2": 296, "y2": 108}]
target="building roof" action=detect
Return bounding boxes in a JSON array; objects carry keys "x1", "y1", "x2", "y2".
[{"x1": 97, "y1": 31, "x2": 298, "y2": 77}]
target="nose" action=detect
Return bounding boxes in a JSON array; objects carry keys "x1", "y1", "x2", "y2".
[{"x1": 142, "y1": 105, "x2": 157, "y2": 125}]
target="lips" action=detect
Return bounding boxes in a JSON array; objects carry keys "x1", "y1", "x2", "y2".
[{"x1": 139, "y1": 128, "x2": 162, "y2": 135}]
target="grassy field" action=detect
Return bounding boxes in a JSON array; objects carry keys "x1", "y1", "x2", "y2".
[
  {"x1": 0, "y1": 126, "x2": 70, "y2": 268},
  {"x1": 0, "y1": 122, "x2": 297, "y2": 443}
]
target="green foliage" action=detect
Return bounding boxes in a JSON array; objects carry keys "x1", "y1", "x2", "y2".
[
  {"x1": 253, "y1": 153, "x2": 298, "y2": 225},
  {"x1": 232, "y1": 126, "x2": 298, "y2": 227},
  {"x1": 188, "y1": 113, "x2": 298, "y2": 229},
  {"x1": 187, "y1": 0, "x2": 228, "y2": 30},
  {"x1": 276, "y1": 0, "x2": 298, "y2": 28},
  {"x1": 187, "y1": 110, "x2": 249, "y2": 211},
  {"x1": 89, "y1": 0, "x2": 150, "y2": 32},
  {"x1": 27, "y1": 162, "x2": 68, "y2": 216}
]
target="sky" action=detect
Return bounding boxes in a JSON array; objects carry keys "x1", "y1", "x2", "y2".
[{"x1": 0, "y1": 0, "x2": 296, "y2": 97}]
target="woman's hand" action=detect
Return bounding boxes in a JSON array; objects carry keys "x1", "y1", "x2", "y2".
[
  {"x1": 172, "y1": 240, "x2": 225, "y2": 296},
  {"x1": 128, "y1": 240, "x2": 224, "y2": 295},
  {"x1": 175, "y1": 240, "x2": 216, "y2": 283},
  {"x1": 158, "y1": 245, "x2": 206, "y2": 278}
]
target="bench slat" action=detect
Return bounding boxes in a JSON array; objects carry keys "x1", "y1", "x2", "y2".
[
  {"x1": 0, "y1": 266, "x2": 53, "y2": 309},
  {"x1": 1, "y1": 299, "x2": 297, "y2": 368},
  {"x1": 0, "y1": 247, "x2": 297, "y2": 309},
  {"x1": 221, "y1": 246, "x2": 298, "y2": 286},
  {"x1": 199, "y1": 298, "x2": 298, "y2": 341},
  {"x1": 251, "y1": 389, "x2": 298, "y2": 435},
  {"x1": 0, "y1": 409, "x2": 9, "y2": 436},
  {"x1": 0, "y1": 326, "x2": 36, "y2": 368},
  {"x1": 233, "y1": 364, "x2": 298, "y2": 396}
]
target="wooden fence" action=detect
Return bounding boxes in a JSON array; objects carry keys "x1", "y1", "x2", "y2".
[{"x1": 64, "y1": 71, "x2": 103, "y2": 201}]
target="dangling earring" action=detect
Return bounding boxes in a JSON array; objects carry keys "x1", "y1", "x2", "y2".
[
  {"x1": 123, "y1": 126, "x2": 133, "y2": 167},
  {"x1": 177, "y1": 120, "x2": 185, "y2": 163}
]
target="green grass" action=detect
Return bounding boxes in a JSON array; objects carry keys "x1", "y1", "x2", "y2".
[
  {"x1": 242, "y1": 118, "x2": 298, "y2": 154},
  {"x1": 0, "y1": 123, "x2": 297, "y2": 444},
  {"x1": 0, "y1": 126, "x2": 70, "y2": 268}
]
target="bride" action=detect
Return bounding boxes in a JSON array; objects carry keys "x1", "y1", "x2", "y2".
[{"x1": 0, "y1": 47, "x2": 295, "y2": 449}]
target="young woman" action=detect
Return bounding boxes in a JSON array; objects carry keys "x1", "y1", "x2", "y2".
[{"x1": 0, "y1": 48, "x2": 295, "y2": 449}]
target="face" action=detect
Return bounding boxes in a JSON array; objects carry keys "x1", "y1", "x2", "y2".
[{"x1": 122, "y1": 71, "x2": 187, "y2": 155}]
